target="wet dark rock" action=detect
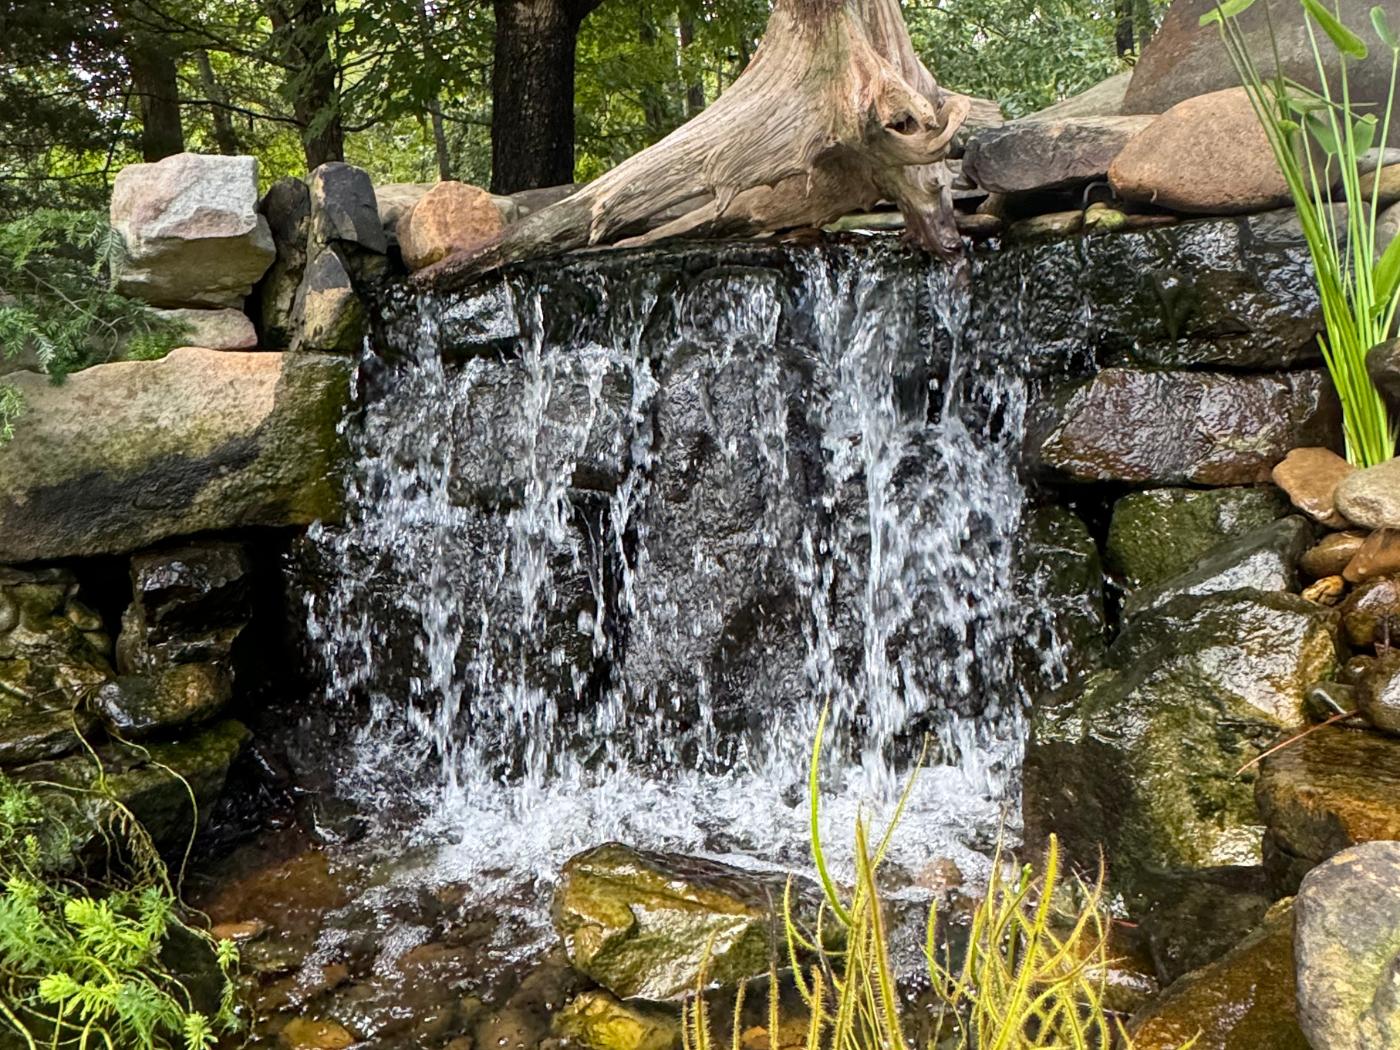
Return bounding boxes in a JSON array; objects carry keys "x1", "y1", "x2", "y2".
[
  {"x1": 962, "y1": 116, "x2": 1154, "y2": 194},
  {"x1": 1257, "y1": 727, "x2": 1400, "y2": 894},
  {"x1": 0, "y1": 349, "x2": 352, "y2": 561},
  {"x1": 1295, "y1": 841, "x2": 1400, "y2": 1050},
  {"x1": 554, "y1": 991, "x2": 680, "y2": 1050},
  {"x1": 1127, "y1": 866, "x2": 1273, "y2": 987},
  {"x1": 553, "y1": 843, "x2": 804, "y2": 1001},
  {"x1": 1019, "y1": 505, "x2": 1105, "y2": 676},
  {"x1": 1358, "y1": 650, "x2": 1400, "y2": 734},
  {"x1": 308, "y1": 163, "x2": 387, "y2": 255},
  {"x1": 1030, "y1": 368, "x2": 1340, "y2": 485},
  {"x1": 256, "y1": 177, "x2": 312, "y2": 349},
  {"x1": 1305, "y1": 680, "x2": 1359, "y2": 721},
  {"x1": 1271, "y1": 446, "x2": 1352, "y2": 528},
  {"x1": 1126, "y1": 901, "x2": 1308, "y2": 1050},
  {"x1": 0, "y1": 567, "x2": 108, "y2": 765},
  {"x1": 93, "y1": 664, "x2": 232, "y2": 738},
  {"x1": 1120, "y1": 516, "x2": 1310, "y2": 620},
  {"x1": 1302, "y1": 530, "x2": 1369, "y2": 578},
  {"x1": 1336, "y1": 456, "x2": 1400, "y2": 530},
  {"x1": 1026, "y1": 589, "x2": 1339, "y2": 887},
  {"x1": 1106, "y1": 486, "x2": 1290, "y2": 591},
  {"x1": 1366, "y1": 337, "x2": 1400, "y2": 411},
  {"x1": 1338, "y1": 575, "x2": 1400, "y2": 648},
  {"x1": 473, "y1": 957, "x2": 588, "y2": 1050},
  {"x1": 117, "y1": 542, "x2": 253, "y2": 673}
]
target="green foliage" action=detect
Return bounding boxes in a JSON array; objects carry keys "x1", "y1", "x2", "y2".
[
  {"x1": 1207, "y1": 0, "x2": 1400, "y2": 467},
  {"x1": 0, "y1": 209, "x2": 186, "y2": 383},
  {"x1": 0, "y1": 771, "x2": 241, "y2": 1050}
]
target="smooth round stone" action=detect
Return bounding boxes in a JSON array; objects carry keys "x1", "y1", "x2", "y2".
[
  {"x1": 1336, "y1": 457, "x2": 1400, "y2": 530},
  {"x1": 1358, "y1": 650, "x2": 1400, "y2": 734},
  {"x1": 1339, "y1": 576, "x2": 1400, "y2": 648},
  {"x1": 1302, "y1": 530, "x2": 1368, "y2": 578}
]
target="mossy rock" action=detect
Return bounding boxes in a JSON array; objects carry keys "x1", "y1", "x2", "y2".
[
  {"x1": 0, "y1": 348, "x2": 352, "y2": 561},
  {"x1": 553, "y1": 843, "x2": 811, "y2": 1001},
  {"x1": 554, "y1": 991, "x2": 680, "y2": 1050},
  {"x1": 1106, "y1": 486, "x2": 1290, "y2": 590},
  {"x1": 1026, "y1": 589, "x2": 1339, "y2": 888},
  {"x1": 1127, "y1": 900, "x2": 1309, "y2": 1050}
]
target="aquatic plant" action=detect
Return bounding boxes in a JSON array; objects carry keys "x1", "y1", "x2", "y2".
[
  {"x1": 680, "y1": 709, "x2": 1195, "y2": 1050},
  {"x1": 1206, "y1": 0, "x2": 1400, "y2": 467},
  {"x1": 0, "y1": 765, "x2": 241, "y2": 1050}
]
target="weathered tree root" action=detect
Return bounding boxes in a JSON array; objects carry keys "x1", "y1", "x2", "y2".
[{"x1": 420, "y1": 0, "x2": 970, "y2": 289}]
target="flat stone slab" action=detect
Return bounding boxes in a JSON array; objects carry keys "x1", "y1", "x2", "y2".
[
  {"x1": 963, "y1": 115, "x2": 1154, "y2": 194},
  {"x1": 0, "y1": 348, "x2": 352, "y2": 561}
]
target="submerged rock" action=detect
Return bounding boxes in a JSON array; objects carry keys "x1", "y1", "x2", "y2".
[
  {"x1": 0, "y1": 349, "x2": 352, "y2": 561},
  {"x1": 1106, "y1": 486, "x2": 1290, "y2": 591},
  {"x1": 554, "y1": 991, "x2": 680, "y2": 1050},
  {"x1": 1126, "y1": 866, "x2": 1273, "y2": 985},
  {"x1": 1026, "y1": 589, "x2": 1338, "y2": 884},
  {"x1": 1256, "y1": 727, "x2": 1400, "y2": 893},
  {"x1": 553, "y1": 843, "x2": 801, "y2": 1001},
  {"x1": 1120, "y1": 516, "x2": 1310, "y2": 620},
  {"x1": 1126, "y1": 901, "x2": 1307, "y2": 1050},
  {"x1": 1295, "y1": 841, "x2": 1400, "y2": 1050},
  {"x1": 1030, "y1": 368, "x2": 1340, "y2": 485}
]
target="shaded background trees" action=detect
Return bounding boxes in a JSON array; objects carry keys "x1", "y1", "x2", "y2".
[{"x1": 0, "y1": 0, "x2": 1168, "y2": 217}]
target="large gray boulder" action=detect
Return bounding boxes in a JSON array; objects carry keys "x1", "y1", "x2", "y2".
[
  {"x1": 1123, "y1": 0, "x2": 1400, "y2": 141},
  {"x1": 1295, "y1": 841, "x2": 1400, "y2": 1050},
  {"x1": 0, "y1": 348, "x2": 351, "y2": 561},
  {"x1": 962, "y1": 116, "x2": 1154, "y2": 194},
  {"x1": 1030, "y1": 368, "x2": 1341, "y2": 485},
  {"x1": 110, "y1": 153, "x2": 275, "y2": 308}
]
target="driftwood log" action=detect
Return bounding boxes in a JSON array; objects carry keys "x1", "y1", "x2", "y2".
[{"x1": 420, "y1": 0, "x2": 970, "y2": 287}]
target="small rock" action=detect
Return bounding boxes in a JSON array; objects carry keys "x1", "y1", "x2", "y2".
[
  {"x1": 1126, "y1": 901, "x2": 1307, "y2": 1050},
  {"x1": 1359, "y1": 164, "x2": 1400, "y2": 207},
  {"x1": 150, "y1": 308, "x2": 258, "y2": 351},
  {"x1": 1302, "y1": 575, "x2": 1346, "y2": 606},
  {"x1": 1339, "y1": 575, "x2": 1400, "y2": 647},
  {"x1": 1007, "y1": 209, "x2": 1084, "y2": 240},
  {"x1": 1336, "y1": 456, "x2": 1400, "y2": 529},
  {"x1": 1082, "y1": 202, "x2": 1129, "y2": 232},
  {"x1": 1121, "y1": 516, "x2": 1310, "y2": 619},
  {"x1": 1306, "y1": 680, "x2": 1358, "y2": 720},
  {"x1": 1110, "y1": 88, "x2": 1292, "y2": 214},
  {"x1": 1295, "y1": 841, "x2": 1400, "y2": 1050},
  {"x1": 1357, "y1": 650, "x2": 1400, "y2": 734},
  {"x1": 1271, "y1": 446, "x2": 1353, "y2": 527},
  {"x1": 963, "y1": 116, "x2": 1155, "y2": 194},
  {"x1": 400, "y1": 181, "x2": 506, "y2": 272},
  {"x1": 553, "y1": 991, "x2": 680, "y2": 1050},
  {"x1": 93, "y1": 663, "x2": 232, "y2": 738},
  {"x1": 117, "y1": 542, "x2": 253, "y2": 673},
  {"x1": 1301, "y1": 530, "x2": 1369, "y2": 578},
  {"x1": 913, "y1": 857, "x2": 965, "y2": 894},
  {"x1": 280, "y1": 1018, "x2": 355, "y2": 1050},
  {"x1": 1344, "y1": 527, "x2": 1400, "y2": 583},
  {"x1": 211, "y1": 918, "x2": 269, "y2": 943}
]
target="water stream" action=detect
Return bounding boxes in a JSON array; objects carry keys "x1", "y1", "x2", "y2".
[{"x1": 293, "y1": 237, "x2": 1062, "y2": 891}]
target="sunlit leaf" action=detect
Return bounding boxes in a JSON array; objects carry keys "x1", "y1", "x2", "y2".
[{"x1": 1302, "y1": 0, "x2": 1370, "y2": 59}]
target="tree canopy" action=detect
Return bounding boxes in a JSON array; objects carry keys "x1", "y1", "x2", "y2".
[{"x1": 0, "y1": 0, "x2": 1167, "y2": 216}]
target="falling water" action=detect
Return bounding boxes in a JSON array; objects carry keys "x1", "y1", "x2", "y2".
[{"x1": 297, "y1": 237, "x2": 1060, "y2": 885}]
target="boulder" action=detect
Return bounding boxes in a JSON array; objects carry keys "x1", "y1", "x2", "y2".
[
  {"x1": 93, "y1": 663, "x2": 232, "y2": 738},
  {"x1": 1126, "y1": 901, "x2": 1307, "y2": 1050},
  {"x1": 1257, "y1": 727, "x2": 1400, "y2": 892},
  {"x1": 116, "y1": 542, "x2": 253, "y2": 674},
  {"x1": 1106, "y1": 486, "x2": 1290, "y2": 590},
  {"x1": 1123, "y1": 0, "x2": 1400, "y2": 141},
  {"x1": 553, "y1": 843, "x2": 804, "y2": 1001},
  {"x1": 1344, "y1": 527, "x2": 1400, "y2": 583},
  {"x1": 0, "y1": 568, "x2": 108, "y2": 766},
  {"x1": 110, "y1": 153, "x2": 275, "y2": 308},
  {"x1": 1019, "y1": 505, "x2": 1106, "y2": 676},
  {"x1": 0, "y1": 348, "x2": 351, "y2": 562},
  {"x1": 1027, "y1": 71, "x2": 1133, "y2": 120},
  {"x1": 554, "y1": 992, "x2": 680, "y2": 1050},
  {"x1": 1271, "y1": 446, "x2": 1353, "y2": 528},
  {"x1": 1026, "y1": 589, "x2": 1339, "y2": 885},
  {"x1": 1030, "y1": 368, "x2": 1341, "y2": 485},
  {"x1": 1295, "y1": 841, "x2": 1400, "y2": 1050},
  {"x1": 1339, "y1": 575, "x2": 1400, "y2": 647},
  {"x1": 1302, "y1": 530, "x2": 1369, "y2": 578},
  {"x1": 1120, "y1": 516, "x2": 1310, "y2": 620},
  {"x1": 1110, "y1": 88, "x2": 1291, "y2": 215},
  {"x1": 1336, "y1": 455, "x2": 1400, "y2": 529},
  {"x1": 962, "y1": 116, "x2": 1154, "y2": 194},
  {"x1": 150, "y1": 308, "x2": 258, "y2": 351},
  {"x1": 307, "y1": 162, "x2": 387, "y2": 255},
  {"x1": 290, "y1": 249, "x2": 365, "y2": 353},
  {"x1": 255, "y1": 177, "x2": 312, "y2": 349},
  {"x1": 399, "y1": 181, "x2": 506, "y2": 272},
  {"x1": 374, "y1": 181, "x2": 432, "y2": 243}
]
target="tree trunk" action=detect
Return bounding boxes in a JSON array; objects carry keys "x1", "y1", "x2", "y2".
[
  {"x1": 415, "y1": 0, "x2": 454, "y2": 179},
  {"x1": 490, "y1": 0, "x2": 601, "y2": 193},
  {"x1": 268, "y1": 0, "x2": 345, "y2": 170},
  {"x1": 678, "y1": 16, "x2": 706, "y2": 118},
  {"x1": 426, "y1": 0, "x2": 968, "y2": 286},
  {"x1": 195, "y1": 49, "x2": 241, "y2": 155},
  {"x1": 128, "y1": 39, "x2": 184, "y2": 160}
]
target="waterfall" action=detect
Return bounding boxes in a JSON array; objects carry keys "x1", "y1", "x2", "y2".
[{"x1": 296, "y1": 238, "x2": 1056, "y2": 886}]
